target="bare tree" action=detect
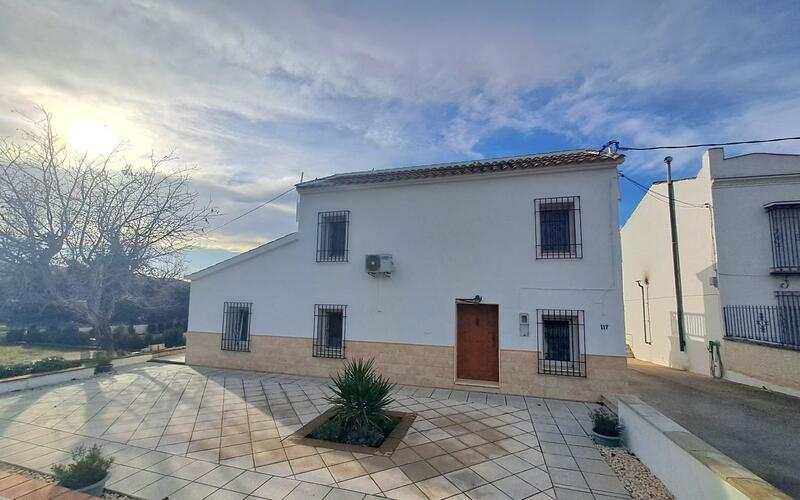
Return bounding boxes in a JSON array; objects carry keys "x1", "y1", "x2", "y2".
[{"x1": 0, "y1": 108, "x2": 216, "y2": 351}]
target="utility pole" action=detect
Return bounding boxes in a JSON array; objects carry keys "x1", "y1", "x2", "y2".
[{"x1": 665, "y1": 156, "x2": 686, "y2": 351}]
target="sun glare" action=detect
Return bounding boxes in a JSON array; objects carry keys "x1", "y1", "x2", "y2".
[{"x1": 68, "y1": 120, "x2": 118, "y2": 156}]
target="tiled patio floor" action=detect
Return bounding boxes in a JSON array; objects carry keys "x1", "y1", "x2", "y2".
[{"x1": 0, "y1": 363, "x2": 630, "y2": 499}]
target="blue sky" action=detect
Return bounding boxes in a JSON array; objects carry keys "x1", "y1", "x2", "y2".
[{"x1": 1, "y1": 1, "x2": 799, "y2": 273}]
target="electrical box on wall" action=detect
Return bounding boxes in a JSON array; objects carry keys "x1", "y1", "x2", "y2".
[{"x1": 519, "y1": 313, "x2": 530, "y2": 337}]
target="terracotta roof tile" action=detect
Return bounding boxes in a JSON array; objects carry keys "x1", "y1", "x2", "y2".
[{"x1": 296, "y1": 149, "x2": 623, "y2": 189}]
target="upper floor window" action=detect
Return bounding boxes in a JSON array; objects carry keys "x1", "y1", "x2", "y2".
[
  {"x1": 222, "y1": 302, "x2": 251, "y2": 352},
  {"x1": 317, "y1": 211, "x2": 350, "y2": 262},
  {"x1": 313, "y1": 304, "x2": 346, "y2": 358},
  {"x1": 767, "y1": 202, "x2": 800, "y2": 274},
  {"x1": 534, "y1": 197, "x2": 582, "y2": 259}
]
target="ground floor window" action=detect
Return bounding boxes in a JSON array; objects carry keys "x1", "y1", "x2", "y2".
[
  {"x1": 537, "y1": 309, "x2": 586, "y2": 377},
  {"x1": 222, "y1": 302, "x2": 252, "y2": 352},
  {"x1": 313, "y1": 304, "x2": 346, "y2": 358}
]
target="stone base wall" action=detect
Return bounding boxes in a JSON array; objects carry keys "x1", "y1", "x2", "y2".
[
  {"x1": 186, "y1": 331, "x2": 627, "y2": 402},
  {"x1": 724, "y1": 339, "x2": 800, "y2": 394}
]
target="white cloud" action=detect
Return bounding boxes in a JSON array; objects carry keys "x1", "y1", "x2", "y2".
[{"x1": 0, "y1": 0, "x2": 798, "y2": 270}]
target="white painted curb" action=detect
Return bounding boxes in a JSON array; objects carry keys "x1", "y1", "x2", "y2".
[{"x1": 0, "y1": 366, "x2": 95, "y2": 394}]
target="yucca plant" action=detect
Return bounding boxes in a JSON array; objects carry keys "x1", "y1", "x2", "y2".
[{"x1": 326, "y1": 358, "x2": 395, "y2": 443}]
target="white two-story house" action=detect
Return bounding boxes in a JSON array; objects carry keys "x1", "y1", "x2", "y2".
[
  {"x1": 622, "y1": 148, "x2": 800, "y2": 396},
  {"x1": 187, "y1": 150, "x2": 628, "y2": 401}
]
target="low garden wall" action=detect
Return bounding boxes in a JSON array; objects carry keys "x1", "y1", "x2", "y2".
[
  {"x1": 111, "y1": 353, "x2": 152, "y2": 368},
  {"x1": 723, "y1": 339, "x2": 800, "y2": 398},
  {"x1": 617, "y1": 395, "x2": 789, "y2": 500},
  {"x1": 0, "y1": 365, "x2": 95, "y2": 394},
  {"x1": 150, "y1": 346, "x2": 185, "y2": 358}
]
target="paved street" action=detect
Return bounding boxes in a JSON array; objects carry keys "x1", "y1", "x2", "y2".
[
  {"x1": 0, "y1": 363, "x2": 631, "y2": 499},
  {"x1": 627, "y1": 358, "x2": 800, "y2": 498}
]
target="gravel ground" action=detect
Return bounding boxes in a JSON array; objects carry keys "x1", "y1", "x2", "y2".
[{"x1": 597, "y1": 445, "x2": 674, "y2": 500}]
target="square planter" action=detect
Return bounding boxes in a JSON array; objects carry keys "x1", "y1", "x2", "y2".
[{"x1": 287, "y1": 407, "x2": 416, "y2": 456}]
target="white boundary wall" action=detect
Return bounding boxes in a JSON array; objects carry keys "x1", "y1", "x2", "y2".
[
  {"x1": 0, "y1": 366, "x2": 95, "y2": 395},
  {"x1": 618, "y1": 395, "x2": 789, "y2": 500}
]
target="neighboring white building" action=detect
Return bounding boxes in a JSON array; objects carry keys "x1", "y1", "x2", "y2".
[
  {"x1": 187, "y1": 150, "x2": 628, "y2": 401},
  {"x1": 622, "y1": 148, "x2": 800, "y2": 395}
]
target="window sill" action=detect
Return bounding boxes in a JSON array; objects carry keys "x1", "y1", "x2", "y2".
[
  {"x1": 770, "y1": 269, "x2": 800, "y2": 276},
  {"x1": 538, "y1": 361, "x2": 586, "y2": 377},
  {"x1": 312, "y1": 349, "x2": 345, "y2": 359},
  {"x1": 221, "y1": 341, "x2": 250, "y2": 352},
  {"x1": 537, "y1": 254, "x2": 581, "y2": 260}
]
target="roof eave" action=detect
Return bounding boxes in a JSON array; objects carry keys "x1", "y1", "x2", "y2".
[{"x1": 297, "y1": 151, "x2": 623, "y2": 191}]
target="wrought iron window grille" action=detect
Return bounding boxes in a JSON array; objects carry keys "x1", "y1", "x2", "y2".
[
  {"x1": 317, "y1": 211, "x2": 350, "y2": 262},
  {"x1": 221, "y1": 302, "x2": 252, "y2": 352},
  {"x1": 534, "y1": 197, "x2": 582, "y2": 259},
  {"x1": 536, "y1": 309, "x2": 586, "y2": 377},
  {"x1": 767, "y1": 203, "x2": 800, "y2": 274},
  {"x1": 313, "y1": 304, "x2": 347, "y2": 358}
]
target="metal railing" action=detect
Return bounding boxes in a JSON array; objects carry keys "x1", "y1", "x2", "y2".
[{"x1": 723, "y1": 305, "x2": 800, "y2": 349}]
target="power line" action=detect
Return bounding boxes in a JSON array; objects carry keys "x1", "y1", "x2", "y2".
[
  {"x1": 600, "y1": 136, "x2": 800, "y2": 153},
  {"x1": 619, "y1": 172, "x2": 707, "y2": 208},
  {"x1": 624, "y1": 177, "x2": 697, "y2": 209},
  {"x1": 202, "y1": 185, "x2": 296, "y2": 235}
]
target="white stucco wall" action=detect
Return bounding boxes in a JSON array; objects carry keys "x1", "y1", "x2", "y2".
[
  {"x1": 189, "y1": 162, "x2": 625, "y2": 357},
  {"x1": 621, "y1": 165, "x2": 722, "y2": 375},
  {"x1": 709, "y1": 149, "x2": 800, "y2": 307},
  {"x1": 621, "y1": 147, "x2": 800, "y2": 379}
]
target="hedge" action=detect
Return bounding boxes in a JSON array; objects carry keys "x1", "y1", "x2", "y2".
[{"x1": 0, "y1": 356, "x2": 83, "y2": 379}]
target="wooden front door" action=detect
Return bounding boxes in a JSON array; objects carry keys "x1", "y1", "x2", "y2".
[{"x1": 456, "y1": 303, "x2": 499, "y2": 382}]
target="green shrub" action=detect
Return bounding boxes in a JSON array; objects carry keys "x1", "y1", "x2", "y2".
[
  {"x1": 315, "y1": 358, "x2": 395, "y2": 446},
  {"x1": 590, "y1": 408, "x2": 622, "y2": 437},
  {"x1": 52, "y1": 445, "x2": 113, "y2": 489},
  {"x1": 113, "y1": 331, "x2": 146, "y2": 351},
  {"x1": 94, "y1": 352, "x2": 113, "y2": 374},
  {"x1": 0, "y1": 356, "x2": 82, "y2": 379},
  {"x1": 26, "y1": 325, "x2": 48, "y2": 343},
  {"x1": 29, "y1": 356, "x2": 82, "y2": 374},
  {"x1": 0, "y1": 363, "x2": 29, "y2": 378},
  {"x1": 163, "y1": 327, "x2": 185, "y2": 348}
]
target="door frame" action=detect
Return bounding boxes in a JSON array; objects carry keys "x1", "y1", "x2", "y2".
[{"x1": 453, "y1": 301, "x2": 501, "y2": 387}]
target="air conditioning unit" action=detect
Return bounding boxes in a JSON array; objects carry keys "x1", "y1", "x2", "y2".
[{"x1": 366, "y1": 254, "x2": 394, "y2": 275}]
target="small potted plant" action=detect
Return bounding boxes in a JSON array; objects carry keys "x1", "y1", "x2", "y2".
[
  {"x1": 52, "y1": 444, "x2": 114, "y2": 495},
  {"x1": 93, "y1": 352, "x2": 113, "y2": 374},
  {"x1": 590, "y1": 408, "x2": 622, "y2": 447}
]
